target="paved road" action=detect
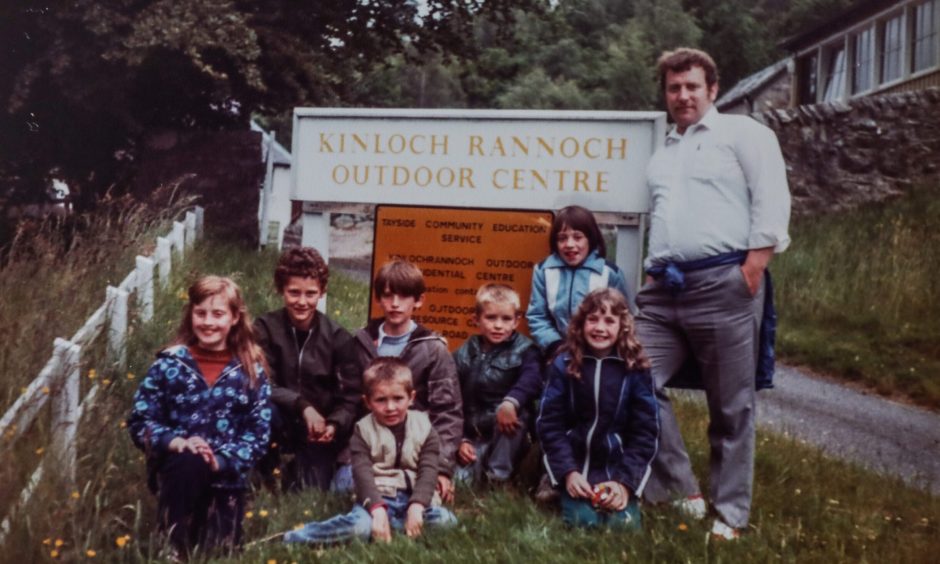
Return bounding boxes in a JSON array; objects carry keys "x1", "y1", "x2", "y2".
[{"x1": 757, "y1": 364, "x2": 940, "y2": 495}]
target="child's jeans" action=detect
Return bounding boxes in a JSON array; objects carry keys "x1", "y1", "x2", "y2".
[
  {"x1": 283, "y1": 491, "x2": 457, "y2": 544},
  {"x1": 455, "y1": 418, "x2": 529, "y2": 485},
  {"x1": 561, "y1": 492, "x2": 642, "y2": 530}
]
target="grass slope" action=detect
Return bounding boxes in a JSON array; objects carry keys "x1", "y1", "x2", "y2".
[
  {"x1": 3, "y1": 231, "x2": 937, "y2": 563},
  {"x1": 773, "y1": 184, "x2": 940, "y2": 408}
]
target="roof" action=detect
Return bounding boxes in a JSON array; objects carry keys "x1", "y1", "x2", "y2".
[
  {"x1": 780, "y1": 0, "x2": 899, "y2": 51},
  {"x1": 251, "y1": 120, "x2": 292, "y2": 166},
  {"x1": 716, "y1": 58, "x2": 791, "y2": 110}
]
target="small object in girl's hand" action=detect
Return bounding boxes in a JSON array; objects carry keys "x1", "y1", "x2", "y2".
[{"x1": 591, "y1": 484, "x2": 611, "y2": 508}]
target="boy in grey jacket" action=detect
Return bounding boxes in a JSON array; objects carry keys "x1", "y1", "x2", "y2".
[{"x1": 351, "y1": 260, "x2": 463, "y2": 503}]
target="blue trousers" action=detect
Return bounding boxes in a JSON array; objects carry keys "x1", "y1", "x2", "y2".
[
  {"x1": 561, "y1": 492, "x2": 642, "y2": 530},
  {"x1": 283, "y1": 491, "x2": 457, "y2": 544}
]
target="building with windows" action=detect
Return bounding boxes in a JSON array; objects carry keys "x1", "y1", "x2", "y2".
[{"x1": 783, "y1": 0, "x2": 940, "y2": 105}]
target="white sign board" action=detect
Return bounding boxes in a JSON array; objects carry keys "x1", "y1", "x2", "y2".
[{"x1": 291, "y1": 108, "x2": 665, "y2": 214}]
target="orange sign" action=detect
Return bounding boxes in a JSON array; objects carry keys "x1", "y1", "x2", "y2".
[{"x1": 370, "y1": 206, "x2": 554, "y2": 351}]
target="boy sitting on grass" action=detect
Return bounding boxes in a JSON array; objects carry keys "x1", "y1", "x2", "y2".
[
  {"x1": 352, "y1": 260, "x2": 463, "y2": 502},
  {"x1": 284, "y1": 357, "x2": 457, "y2": 544},
  {"x1": 454, "y1": 283, "x2": 542, "y2": 484}
]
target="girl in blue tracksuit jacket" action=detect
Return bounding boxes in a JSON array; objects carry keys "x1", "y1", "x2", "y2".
[
  {"x1": 526, "y1": 205, "x2": 632, "y2": 357},
  {"x1": 537, "y1": 288, "x2": 659, "y2": 529},
  {"x1": 128, "y1": 276, "x2": 271, "y2": 557}
]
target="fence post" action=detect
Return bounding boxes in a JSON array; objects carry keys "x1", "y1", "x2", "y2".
[
  {"x1": 194, "y1": 206, "x2": 204, "y2": 239},
  {"x1": 107, "y1": 286, "x2": 129, "y2": 370},
  {"x1": 135, "y1": 256, "x2": 155, "y2": 322},
  {"x1": 171, "y1": 221, "x2": 185, "y2": 259},
  {"x1": 184, "y1": 211, "x2": 196, "y2": 251},
  {"x1": 259, "y1": 131, "x2": 276, "y2": 249},
  {"x1": 49, "y1": 339, "x2": 80, "y2": 485},
  {"x1": 156, "y1": 237, "x2": 172, "y2": 289}
]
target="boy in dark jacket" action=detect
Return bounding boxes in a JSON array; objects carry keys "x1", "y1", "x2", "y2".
[
  {"x1": 454, "y1": 283, "x2": 542, "y2": 484},
  {"x1": 254, "y1": 247, "x2": 363, "y2": 491},
  {"x1": 352, "y1": 260, "x2": 463, "y2": 502}
]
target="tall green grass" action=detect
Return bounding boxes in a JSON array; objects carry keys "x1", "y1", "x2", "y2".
[
  {"x1": 0, "y1": 188, "x2": 193, "y2": 519},
  {"x1": 773, "y1": 183, "x2": 940, "y2": 408},
  {"x1": 2, "y1": 233, "x2": 936, "y2": 562}
]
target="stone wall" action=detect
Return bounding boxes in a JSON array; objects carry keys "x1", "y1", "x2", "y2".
[
  {"x1": 753, "y1": 88, "x2": 940, "y2": 215},
  {"x1": 134, "y1": 130, "x2": 263, "y2": 242}
]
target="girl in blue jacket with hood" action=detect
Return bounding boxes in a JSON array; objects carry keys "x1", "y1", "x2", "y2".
[
  {"x1": 526, "y1": 205, "x2": 632, "y2": 358},
  {"x1": 537, "y1": 288, "x2": 659, "y2": 529}
]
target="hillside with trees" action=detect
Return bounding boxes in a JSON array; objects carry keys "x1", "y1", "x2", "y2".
[{"x1": 1, "y1": 0, "x2": 851, "y2": 217}]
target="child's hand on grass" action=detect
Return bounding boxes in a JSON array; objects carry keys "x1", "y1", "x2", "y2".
[
  {"x1": 496, "y1": 401, "x2": 520, "y2": 434},
  {"x1": 457, "y1": 441, "x2": 477, "y2": 465},
  {"x1": 370, "y1": 506, "x2": 392, "y2": 542},
  {"x1": 405, "y1": 503, "x2": 425, "y2": 538},
  {"x1": 565, "y1": 471, "x2": 593, "y2": 499}
]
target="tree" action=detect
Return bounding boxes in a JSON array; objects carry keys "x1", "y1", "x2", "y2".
[{"x1": 0, "y1": 1, "x2": 524, "y2": 209}]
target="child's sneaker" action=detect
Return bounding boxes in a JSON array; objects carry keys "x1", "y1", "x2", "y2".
[
  {"x1": 709, "y1": 518, "x2": 741, "y2": 541},
  {"x1": 534, "y1": 474, "x2": 559, "y2": 503},
  {"x1": 673, "y1": 494, "x2": 707, "y2": 520}
]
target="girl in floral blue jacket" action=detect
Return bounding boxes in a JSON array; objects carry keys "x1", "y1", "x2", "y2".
[
  {"x1": 128, "y1": 276, "x2": 271, "y2": 556},
  {"x1": 537, "y1": 288, "x2": 658, "y2": 530}
]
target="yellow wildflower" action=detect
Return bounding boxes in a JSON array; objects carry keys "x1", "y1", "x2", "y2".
[
  {"x1": 35, "y1": 447, "x2": 44, "y2": 455},
  {"x1": 54, "y1": 539, "x2": 64, "y2": 547},
  {"x1": 115, "y1": 535, "x2": 130, "y2": 548},
  {"x1": 126, "y1": 373, "x2": 135, "y2": 380},
  {"x1": 42, "y1": 538, "x2": 51, "y2": 546},
  {"x1": 71, "y1": 491, "x2": 81, "y2": 500},
  {"x1": 86, "y1": 549, "x2": 96, "y2": 557},
  {"x1": 50, "y1": 550, "x2": 59, "y2": 558},
  {"x1": 678, "y1": 523, "x2": 688, "y2": 531},
  {"x1": 87, "y1": 369, "x2": 97, "y2": 380},
  {"x1": 259, "y1": 509, "x2": 269, "y2": 518},
  {"x1": 42, "y1": 386, "x2": 51, "y2": 394},
  {"x1": 103, "y1": 379, "x2": 111, "y2": 386},
  {"x1": 245, "y1": 511, "x2": 254, "y2": 519}
]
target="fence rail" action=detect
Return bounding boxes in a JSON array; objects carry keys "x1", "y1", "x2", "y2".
[{"x1": 0, "y1": 206, "x2": 204, "y2": 544}]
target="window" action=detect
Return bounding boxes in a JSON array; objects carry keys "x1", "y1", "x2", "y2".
[
  {"x1": 797, "y1": 52, "x2": 818, "y2": 104},
  {"x1": 823, "y1": 45, "x2": 847, "y2": 101},
  {"x1": 881, "y1": 14, "x2": 904, "y2": 83},
  {"x1": 913, "y1": 0, "x2": 937, "y2": 72},
  {"x1": 853, "y1": 28, "x2": 875, "y2": 93}
]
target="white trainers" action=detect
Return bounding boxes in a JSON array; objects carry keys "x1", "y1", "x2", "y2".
[
  {"x1": 673, "y1": 494, "x2": 707, "y2": 520},
  {"x1": 709, "y1": 518, "x2": 741, "y2": 541}
]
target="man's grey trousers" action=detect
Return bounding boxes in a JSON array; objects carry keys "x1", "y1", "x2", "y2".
[{"x1": 636, "y1": 263, "x2": 765, "y2": 528}]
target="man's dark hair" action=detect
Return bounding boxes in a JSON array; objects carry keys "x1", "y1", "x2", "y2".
[{"x1": 656, "y1": 48, "x2": 719, "y2": 91}]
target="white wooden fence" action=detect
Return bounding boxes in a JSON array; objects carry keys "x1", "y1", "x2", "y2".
[{"x1": 0, "y1": 207, "x2": 204, "y2": 544}]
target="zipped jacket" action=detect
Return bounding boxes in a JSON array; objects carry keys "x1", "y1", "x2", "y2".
[
  {"x1": 536, "y1": 352, "x2": 658, "y2": 495},
  {"x1": 254, "y1": 309, "x2": 363, "y2": 439},
  {"x1": 454, "y1": 332, "x2": 540, "y2": 441},
  {"x1": 353, "y1": 319, "x2": 463, "y2": 476},
  {"x1": 127, "y1": 345, "x2": 272, "y2": 489},
  {"x1": 526, "y1": 250, "x2": 632, "y2": 351}
]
